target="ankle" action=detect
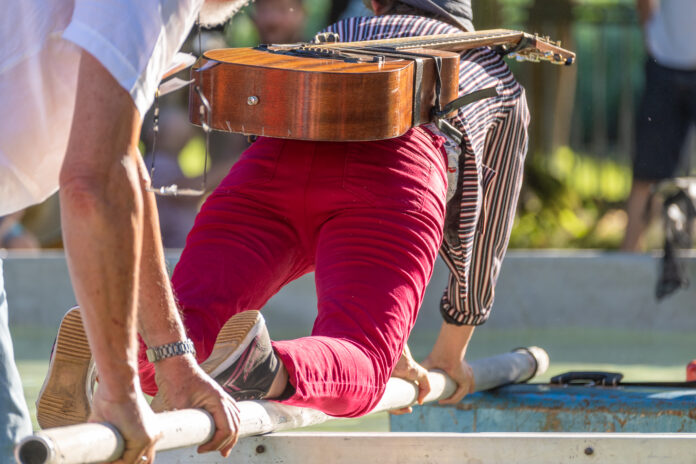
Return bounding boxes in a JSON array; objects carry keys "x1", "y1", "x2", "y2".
[{"x1": 265, "y1": 361, "x2": 289, "y2": 398}]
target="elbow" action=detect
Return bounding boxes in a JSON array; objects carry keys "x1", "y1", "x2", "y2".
[
  {"x1": 59, "y1": 154, "x2": 142, "y2": 219},
  {"x1": 59, "y1": 168, "x2": 107, "y2": 218}
]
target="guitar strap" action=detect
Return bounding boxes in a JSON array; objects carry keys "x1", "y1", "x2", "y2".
[
  {"x1": 431, "y1": 86, "x2": 498, "y2": 144},
  {"x1": 495, "y1": 33, "x2": 536, "y2": 56},
  {"x1": 341, "y1": 43, "x2": 501, "y2": 250},
  {"x1": 147, "y1": 17, "x2": 209, "y2": 197},
  {"x1": 438, "y1": 86, "x2": 498, "y2": 248}
]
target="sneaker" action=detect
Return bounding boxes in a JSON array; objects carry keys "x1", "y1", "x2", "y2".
[
  {"x1": 200, "y1": 310, "x2": 280, "y2": 401},
  {"x1": 36, "y1": 307, "x2": 96, "y2": 428}
]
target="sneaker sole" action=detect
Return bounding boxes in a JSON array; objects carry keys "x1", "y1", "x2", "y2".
[
  {"x1": 36, "y1": 307, "x2": 95, "y2": 429},
  {"x1": 200, "y1": 310, "x2": 264, "y2": 379}
]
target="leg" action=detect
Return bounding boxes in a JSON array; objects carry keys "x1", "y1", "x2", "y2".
[
  {"x1": 624, "y1": 59, "x2": 691, "y2": 251},
  {"x1": 621, "y1": 179, "x2": 656, "y2": 251},
  {"x1": 0, "y1": 259, "x2": 32, "y2": 459},
  {"x1": 273, "y1": 129, "x2": 447, "y2": 417},
  {"x1": 466, "y1": 95, "x2": 529, "y2": 317}
]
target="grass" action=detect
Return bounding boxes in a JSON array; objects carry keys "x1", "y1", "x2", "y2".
[{"x1": 13, "y1": 325, "x2": 693, "y2": 433}]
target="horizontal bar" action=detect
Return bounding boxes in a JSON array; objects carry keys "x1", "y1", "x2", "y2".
[
  {"x1": 159, "y1": 431, "x2": 696, "y2": 464},
  {"x1": 16, "y1": 347, "x2": 548, "y2": 464}
]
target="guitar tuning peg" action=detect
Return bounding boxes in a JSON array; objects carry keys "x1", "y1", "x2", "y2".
[{"x1": 313, "y1": 32, "x2": 340, "y2": 43}]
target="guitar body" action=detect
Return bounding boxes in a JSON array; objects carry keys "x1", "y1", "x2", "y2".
[
  {"x1": 189, "y1": 47, "x2": 460, "y2": 141},
  {"x1": 187, "y1": 30, "x2": 575, "y2": 141}
]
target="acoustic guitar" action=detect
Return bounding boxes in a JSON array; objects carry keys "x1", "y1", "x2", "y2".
[{"x1": 189, "y1": 29, "x2": 575, "y2": 142}]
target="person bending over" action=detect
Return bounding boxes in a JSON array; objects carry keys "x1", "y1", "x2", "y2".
[{"x1": 10, "y1": 2, "x2": 251, "y2": 462}]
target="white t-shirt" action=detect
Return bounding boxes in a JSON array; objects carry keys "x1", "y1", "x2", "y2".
[
  {"x1": 0, "y1": 0, "x2": 202, "y2": 216},
  {"x1": 645, "y1": 0, "x2": 696, "y2": 70}
]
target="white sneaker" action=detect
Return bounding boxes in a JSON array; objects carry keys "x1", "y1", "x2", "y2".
[{"x1": 36, "y1": 307, "x2": 95, "y2": 428}]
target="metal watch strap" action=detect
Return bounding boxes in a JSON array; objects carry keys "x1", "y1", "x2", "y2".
[{"x1": 146, "y1": 339, "x2": 196, "y2": 363}]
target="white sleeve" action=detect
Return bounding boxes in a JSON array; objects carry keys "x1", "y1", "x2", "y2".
[{"x1": 62, "y1": 0, "x2": 201, "y2": 119}]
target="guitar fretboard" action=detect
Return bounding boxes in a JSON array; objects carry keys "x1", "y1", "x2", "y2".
[
  {"x1": 300, "y1": 28, "x2": 573, "y2": 65},
  {"x1": 335, "y1": 29, "x2": 523, "y2": 51}
]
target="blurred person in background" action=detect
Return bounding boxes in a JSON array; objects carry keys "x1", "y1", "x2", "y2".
[
  {"x1": 0, "y1": 213, "x2": 40, "y2": 250},
  {"x1": 622, "y1": 0, "x2": 696, "y2": 251},
  {"x1": 251, "y1": 0, "x2": 307, "y2": 44}
]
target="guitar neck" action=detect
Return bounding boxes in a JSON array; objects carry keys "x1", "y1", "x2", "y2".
[
  {"x1": 338, "y1": 29, "x2": 521, "y2": 50},
  {"x1": 324, "y1": 29, "x2": 575, "y2": 65}
]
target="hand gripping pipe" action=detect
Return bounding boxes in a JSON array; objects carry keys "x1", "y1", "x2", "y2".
[{"x1": 16, "y1": 346, "x2": 549, "y2": 464}]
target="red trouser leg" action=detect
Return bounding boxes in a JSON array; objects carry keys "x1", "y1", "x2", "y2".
[
  {"x1": 275, "y1": 207, "x2": 445, "y2": 416},
  {"x1": 138, "y1": 129, "x2": 447, "y2": 417}
]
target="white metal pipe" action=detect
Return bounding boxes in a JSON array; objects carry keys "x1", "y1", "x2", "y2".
[{"x1": 15, "y1": 347, "x2": 548, "y2": 464}]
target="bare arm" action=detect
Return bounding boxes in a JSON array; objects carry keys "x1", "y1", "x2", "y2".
[
  {"x1": 135, "y1": 157, "x2": 239, "y2": 455},
  {"x1": 60, "y1": 51, "x2": 238, "y2": 462},
  {"x1": 60, "y1": 50, "x2": 157, "y2": 464},
  {"x1": 636, "y1": 0, "x2": 657, "y2": 26},
  {"x1": 390, "y1": 322, "x2": 476, "y2": 411},
  {"x1": 420, "y1": 322, "x2": 476, "y2": 404}
]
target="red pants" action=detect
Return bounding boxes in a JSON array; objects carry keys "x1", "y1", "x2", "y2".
[{"x1": 139, "y1": 127, "x2": 447, "y2": 417}]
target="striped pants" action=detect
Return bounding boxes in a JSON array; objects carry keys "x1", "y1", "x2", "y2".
[{"x1": 440, "y1": 84, "x2": 530, "y2": 325}]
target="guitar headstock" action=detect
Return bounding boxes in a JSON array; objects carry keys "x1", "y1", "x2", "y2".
[{"x1": 499, "y1": 32, "x2": 575, "y2": 66}]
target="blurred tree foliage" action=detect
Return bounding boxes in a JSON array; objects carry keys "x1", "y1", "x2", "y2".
[
  {"x1": 476, "y1": 0, "x2": 645, "y2": 249},
  {"x1": 510, "y1": 146, "x2": 632, "y2": 248}
]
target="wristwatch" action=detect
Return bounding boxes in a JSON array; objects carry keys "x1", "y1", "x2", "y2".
[{"x1": 146, "y1": 339, "x2": 196, "y2": 363}]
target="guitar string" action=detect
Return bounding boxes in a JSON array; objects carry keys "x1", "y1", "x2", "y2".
[
  {"x1": 312, "y1": 31, "x2": 567, "y2": 65},
  {"x1": 328, "y1": 30, "x2": 520, "y2": 52},
  {"x1": 314, "y1": 30, "x2": 569, "y2": 63}
]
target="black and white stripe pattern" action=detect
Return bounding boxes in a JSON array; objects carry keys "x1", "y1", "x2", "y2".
[{"x1": 323, "y1": 16, "x2": 530, "y2": 325}]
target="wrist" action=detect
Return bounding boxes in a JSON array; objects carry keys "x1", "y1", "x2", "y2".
[
  {"x1": 429, "y1": 322, "x2": 475, "y2": 364},
  {"x1": 153, "y1": 353, "x2": 203, "y2": 388},
  {"x1": 425, "y1": 350, "x2": 463, "y2": 372},
  {"x1": 153, "y1": 351, "x2": 198, "y2": 373},
  {"x1": 94, "y1": 373, "x2": 142, "y2": 403},
  {"x1": 146, "y1": 338, "x2": 196, "y2": 363}
]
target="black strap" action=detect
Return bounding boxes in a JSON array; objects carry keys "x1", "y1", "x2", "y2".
[
  {"x1": 496, "y1": 33, "x2": 536, "y2": 56},
  {"x1": 432, "y1": 86, "x2": 499, "y2": 145},
  {"x1": 433, "y1": 86, "x2": 499, "y2": 119},
  {"x1": 433, "y1": 118, "x2": 463, "y2": 145},
  {"x1": 550, "y1": 371, "x2": 696, "y2": 389}
]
